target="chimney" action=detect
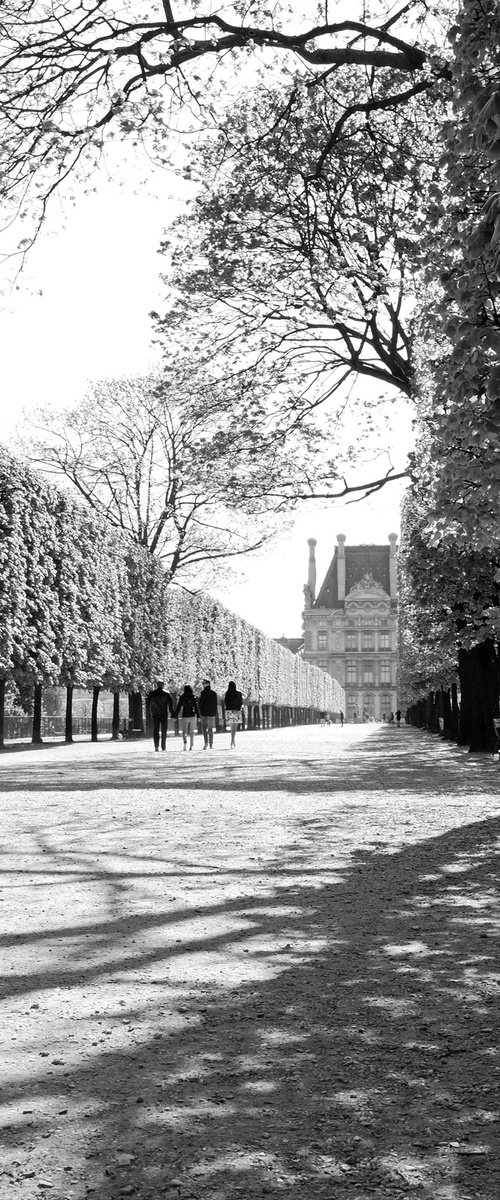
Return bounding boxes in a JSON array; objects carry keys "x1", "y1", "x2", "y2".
[
  {"x1": 337, "y1": 533, "x2": 346, "y2": 602},
  {"x1": 307, "y1": 538, "x2": 317, "y2": 602},
  {"x1": 389, "y1": 533, "x2": 398, "y2": 600}
]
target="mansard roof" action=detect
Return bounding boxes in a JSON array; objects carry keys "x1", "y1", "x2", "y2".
[{"x1": 315, "y1": 543, "x2": 391, "y2": 609}]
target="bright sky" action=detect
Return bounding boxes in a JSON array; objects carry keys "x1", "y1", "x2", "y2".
[{"x1": 0, "y1": 164, "x2": 412, "y2": 640}]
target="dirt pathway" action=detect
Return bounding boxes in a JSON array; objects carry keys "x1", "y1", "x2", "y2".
[{"x1": 1, "y1": 725, "x2": 499, "y2": 1200}]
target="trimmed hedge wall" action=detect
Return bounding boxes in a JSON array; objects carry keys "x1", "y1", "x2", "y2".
[{"x1": 0, "y1": 450, "x2": 344, "y2": 715}]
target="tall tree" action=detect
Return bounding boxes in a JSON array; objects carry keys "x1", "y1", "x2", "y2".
[{"x1": 21, "y1": 373, "x2": 297, "y2": 587}]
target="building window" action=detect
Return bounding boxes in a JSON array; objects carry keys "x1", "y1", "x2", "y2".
[
  {"x1": 346, "y1": 661, "x2": 357, "y2": 684},
  {"x1": 318, "y1": 631, "x2": 327, "y2": 650},
  {"x1": 380, "y1": 661, "x2": 391, "y2": 683},
  {"x1": 379, "y1": 632, "x2": 390, "y2": 650},
  {"x1": 362, "y1": 631, "x2": 374, "y2": 651},
  {"x1": 346, "y1": 632, "x2": 357, "y2": 651},
  {"x1": 317, "y1": 659, "x2": 328, "y2": 670},
  {"x1": 363, "y1": 662, "x2": 374, "y2": 684},
  {"x1": 381, "y1": 693, "x2": 391, "y2": 718}
]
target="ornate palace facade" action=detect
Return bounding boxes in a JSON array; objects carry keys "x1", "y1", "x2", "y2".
[{"x1": 302, "y1": 534, "x2": 398, "y2": 721}]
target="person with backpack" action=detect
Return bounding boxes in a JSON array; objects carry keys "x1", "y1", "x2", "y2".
[
  {"x1": 147, "y1": 680, "x2": 174, "y2": 752},
  {"x1": 224, "y1": 680, "x2": 243, "y2": 748},
  {"x1": 174, "y1": 685, "x2": 200, "y2": 750},
  {"x1": 198, "y1": 679, "x2": 218, "y2": 749}
]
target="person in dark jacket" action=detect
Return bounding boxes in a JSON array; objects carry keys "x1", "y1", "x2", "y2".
[
  {"x1": 174, "y1": 685, "x2": 200, "y2": 750},
  {"x1": 224, "y1": 680, "x2": 243, "y2": 748},
  {"x1": 198, "y1": 679, "x2": 218, "y2": 749},
  {"x1": 147, "y1": 680, "x2": 174, "y2": 752}
]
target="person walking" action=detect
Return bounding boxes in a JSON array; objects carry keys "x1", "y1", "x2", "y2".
[
  {"x1": 198, "y1": 679, "x2": 218, "y2": 749},
  {"x1": 224, "y1": 680, "x2": 243, "y2": 748},
  {"x1": 396, "y1": 709, "x2": 402, "y2": 727},
  {"x1": 174, "y1": 685, "x2": 200, "y2": 750},
  {"x1": 146, "y1": 680, "x2": 174, "y2": 752},
  {"x1": 339, "y1": 710, "x2": 344, "y2": 727}
]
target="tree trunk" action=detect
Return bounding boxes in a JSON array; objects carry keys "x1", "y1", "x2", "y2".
[
  {"x1": 32, "y1": 683, "x2": 43, "y2": 744},
  {"x1": 0, "y1": 679, "x2": 5, "y2": 748},
  {"x1": 451, "y1": 680, "x2": 460, "y2": 741},
  {"x1": 441, "y1": 688, "x2": 453, "y2": 739},
  {"x1": 65, "y1": 685, "x2": 73, "y2": 744},
  {"x1": 91, "y1": 685, "x2": 100, "y2": 743},
  {"x1": 112, "y1": 691, "x2": 120, "y2": 740},
  {"x1": 128, "y1": 691, "x2": 144, "y2": 733},
  {"x1": 458, "y1": 640, "x2": 499, "y2": 752}
]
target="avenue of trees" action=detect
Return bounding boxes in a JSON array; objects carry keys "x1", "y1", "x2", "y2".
[
  {"x1": 0, "y1": 449, "x2": 344, "y2": 746},
  {"x1": 1, "y1": 0, "x2": 499, "y2": 750}
]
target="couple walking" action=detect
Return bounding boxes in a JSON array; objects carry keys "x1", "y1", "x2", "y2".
[{"x1": 147, "y1": 678, "x2": 243, "y2": 751}]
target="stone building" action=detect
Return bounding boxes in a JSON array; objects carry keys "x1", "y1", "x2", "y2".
[{"x1": 302, "y1": 533, "x2": 398, "y2": 721}]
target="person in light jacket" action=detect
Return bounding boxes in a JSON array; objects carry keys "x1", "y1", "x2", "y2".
[
  {"x1": 224, "y1": 680, "x2": 243, "y2": 749},
  {"x1": 174, "y1": 685, "x2": 200, "y2": 750}
]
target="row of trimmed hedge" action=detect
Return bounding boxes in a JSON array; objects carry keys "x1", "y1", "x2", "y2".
[{"x1": 0, "y1": 450, "x2": 344, "y2": 731}]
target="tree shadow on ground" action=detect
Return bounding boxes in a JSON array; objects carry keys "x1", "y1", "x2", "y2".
[
  {"x1": 0, "y1": 728, "x2": 496, "y2": 799},
  {"x1": 1, "y1": 807, "x2": 500, "y2": 1199}
]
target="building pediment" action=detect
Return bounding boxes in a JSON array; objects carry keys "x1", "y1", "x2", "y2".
[{"x1": 345, "y1": 571, "x2": 390, "y2": 606}]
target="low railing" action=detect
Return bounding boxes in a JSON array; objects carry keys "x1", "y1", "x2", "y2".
[{"x1": 3, "y1": 716, "x2": 115, "y2": 739}]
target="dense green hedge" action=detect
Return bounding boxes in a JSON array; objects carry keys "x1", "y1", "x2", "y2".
[{"x1": 0, "y1": 450, "x2": 344, "y2": 711}]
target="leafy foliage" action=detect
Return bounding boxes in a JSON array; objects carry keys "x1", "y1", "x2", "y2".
[
  {"x1": 410, "y1": 0, "x2": 500, "y2": 553},
  {"x1": 0, "y1": 2, "x2": 449, "y2": 255},
  {"x1": 159, "y1": 75, "x2": 443, "y2": 409}
]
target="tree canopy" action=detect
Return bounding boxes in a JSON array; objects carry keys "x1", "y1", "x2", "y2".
[
  {"x1": 153, "y1": 66, "x2": 446, "y2": 445},
  {"x1": 408, "y1": 0, "x2": 500, "y2": 554},
  {"x1": 0, "y1": 1, "x2": 452, "y2": 256}
]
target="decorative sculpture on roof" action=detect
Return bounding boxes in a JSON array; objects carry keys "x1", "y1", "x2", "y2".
[{"x1": 348, "y1": 571, "x2": 385, "y2": 593}]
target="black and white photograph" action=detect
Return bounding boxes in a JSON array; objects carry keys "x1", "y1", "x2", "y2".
[{"x1": 1, "y1": 2, "x2": 499, "y2": 1197}]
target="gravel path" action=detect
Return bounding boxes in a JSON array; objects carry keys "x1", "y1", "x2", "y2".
[{"x1": 1, "y1": 724, "x2": 499, "y2": 1200}]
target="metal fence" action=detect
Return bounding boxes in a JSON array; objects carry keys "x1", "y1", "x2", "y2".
[{"x1": 4, "y1": 716, "x2": 115, "y2": 740}]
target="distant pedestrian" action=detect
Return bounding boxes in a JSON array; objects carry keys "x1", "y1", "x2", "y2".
[
  {"x1": 382, "y1": 712, "x2": 386, "y2": 722},
  {"x1": 339, "y1": 710, "x2": 344, "y2": 727},
  {"x1": 147, "y1": 680, "x2": 174, "y2": 752},
  {"x1": 396, "y1": 709, "x2": 401, "y2": 727},
  {"x1": 174, "y1": 685, "x2": 200, "y2": 750},
  {"x1": 353, "y1": 710, "x2": 357, "y2": 723},
  {"x1": 224, "y1": 680, "x2": 243, "y2": 748},
  {"x1": 198, "y1": 679, "x2": 218, "y2": 749},
  {"x1": 319, "y1": 711, "x2": 327, "y2": 727}
]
